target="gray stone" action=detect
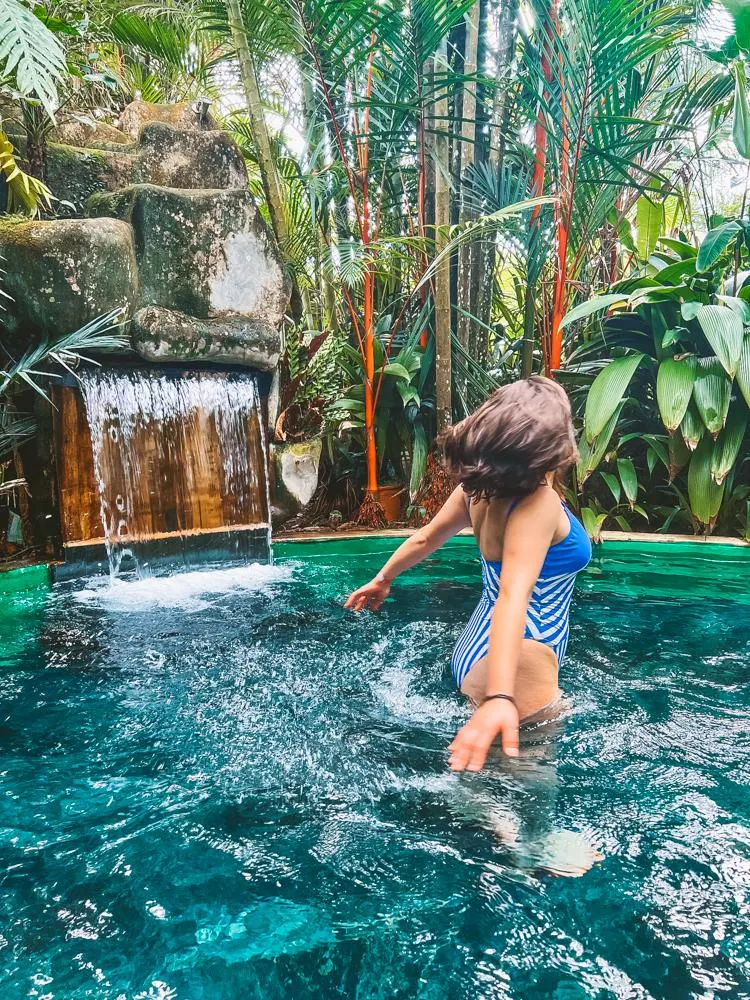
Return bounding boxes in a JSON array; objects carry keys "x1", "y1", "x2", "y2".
[
  {"x1": 132, "y1": 123, "x2": 247, "y2": 190},
  {"x1": 46, "y1": 124, "x2": 247, "y2": 215},
  {"x1": 87, "y1": 185, "x2": 291, "y2": 322},
  {"x1": 132, "y1": 306, "x2": 281, "y2": 371},
  {"x1": 45, "y1": 142, "x2": 136, "y2": 216},
  {"x1": 0, "y1": 217, "x2": 138, "y2": 340},
  {"x1": 273, "y1": 439, "x2": 323, "y2": 512},
  {"x1": 118, "y1": 99, "x2": 218, "y2": 139}
]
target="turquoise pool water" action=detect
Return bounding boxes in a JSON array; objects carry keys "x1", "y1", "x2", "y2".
[{"x1": 1, "y1": 541, "x2": 749, "y2": 999}]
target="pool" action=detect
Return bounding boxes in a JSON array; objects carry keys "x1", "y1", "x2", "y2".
[{"x1": 1, "y1": 539, "x2": 749, "y2": 999}]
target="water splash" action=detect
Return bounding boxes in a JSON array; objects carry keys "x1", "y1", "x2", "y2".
[
  {"x1": 71, "y1": 563, "x2": 294, "y2": 613},
  {"x1": 77, "y1": 369, "x2": 270, "y2": 578}
]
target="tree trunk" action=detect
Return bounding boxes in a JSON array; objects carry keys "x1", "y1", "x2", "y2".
[
  {"x1": 473, "y1": 0, "x2": 519, "y2": 369},
  {"x1": 434, "y1": 40, "x2": 453, "y2": 431},
  {"x1": 521, "y1": 284, "x2": 536, "y2": 377},
  {"x1": 457, "y1": 1, "x2": 480, "y2": 358},
  {"x1": 226, "y1": 0, "x2": 288, "y2": 250}
]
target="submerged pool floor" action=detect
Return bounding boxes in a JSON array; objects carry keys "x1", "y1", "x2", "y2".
[{"x1": 1, "y1": 545, "x2": 749, "y2": 999}]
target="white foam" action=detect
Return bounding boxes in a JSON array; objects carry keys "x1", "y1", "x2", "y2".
[{"x1": 72, "y1": 563, "x2": 294, "y2": 613}]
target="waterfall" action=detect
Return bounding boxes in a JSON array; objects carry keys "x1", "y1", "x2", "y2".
[{"x1": 73, "y1": 369, "x2": 271, "y2": 577}]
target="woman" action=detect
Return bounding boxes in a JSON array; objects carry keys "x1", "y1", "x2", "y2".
[{"x1": 344, "y1": 376, "x2": 591, "y2": 773}]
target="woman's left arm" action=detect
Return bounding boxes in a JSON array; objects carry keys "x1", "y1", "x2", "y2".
[{"x1": 448, "y1": 490, "x2": 559, "y2": 772}]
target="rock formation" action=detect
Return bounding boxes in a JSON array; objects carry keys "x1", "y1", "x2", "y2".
[{"x1": 0, "y1": 100, "x2": 291, "y2": 374}]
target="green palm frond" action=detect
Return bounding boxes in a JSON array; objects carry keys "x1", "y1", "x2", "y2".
[
  {"x1": 0, "y1": 309, "x2": 128, "y2": 399},
  {"x1": 0, "y1": 0, "x2": 66, "y2": 116}
]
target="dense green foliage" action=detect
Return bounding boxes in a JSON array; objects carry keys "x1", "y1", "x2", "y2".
[{"x1": 2, "y1": 0, "x2": 750, "y2": 534}]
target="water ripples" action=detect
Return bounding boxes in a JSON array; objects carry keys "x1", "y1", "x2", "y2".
[{"x1": 0, "y1": 555, "x2": 748, "y2": 998}]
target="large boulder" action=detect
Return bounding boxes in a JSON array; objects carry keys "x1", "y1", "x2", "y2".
[
  {"x1": 45, "y1": 124, "x2": 247, "y2": 215},
  {"x1": 87, "y1": 185, "x2": 290, "y2": 322},
  {"x1": 118, "y1": 99, "x2": 218, "y2": 139},
  {"x1": 132, "y1": 124, "x2": 247, "y2": 189},
  {"x1": 132, "y1": 306, "x2": 281, "y2": 371},
  {"x1": 0, "y1": 217, "x2": 138, "y2": 341},
  {"x1": 45, "y1": 143, "x2": 136, "y2": 215}
]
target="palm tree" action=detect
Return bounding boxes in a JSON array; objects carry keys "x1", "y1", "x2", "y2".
[{"x1": 523, "y1": 0, "x2": 733, "y2": 373}]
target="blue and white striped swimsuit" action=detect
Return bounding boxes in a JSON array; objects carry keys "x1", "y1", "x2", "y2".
[{"x1": 451, "y1": 502, "x2": 591, "y2": 687}]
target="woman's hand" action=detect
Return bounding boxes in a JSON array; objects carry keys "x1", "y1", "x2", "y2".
[
  {"x1": 344, "y1": 576, "x2": 391, "y2": 612},
  {"x1": 448, "y1": 698, "x2": 519, "y2": 771}
]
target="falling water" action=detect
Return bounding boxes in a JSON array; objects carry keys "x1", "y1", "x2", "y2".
[{"x1": 75, "y1": 369, "x2": 271, "y2": 577}]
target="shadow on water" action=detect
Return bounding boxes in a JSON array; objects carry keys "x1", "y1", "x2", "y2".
[{"x1": 0, "y1": 547, "x2": 748, "y2": 999}]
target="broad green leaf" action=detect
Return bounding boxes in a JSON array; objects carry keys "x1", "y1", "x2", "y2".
[
  {"x1": 718, "y1": 294, "x2": 750, "y2": 323},
  {"x1": 580, "y1": 507, "x2": 607, "y2": 543},
  {"x1": 682, "y1": 301, "x2": 702, "y2": 321},
  {"x1": 668, "y1": 429, "x2": 691, "y2": 480},
  {"x1": 560, "y1": 293, "x2": 628, "y2": 331},
  {"x1": 617, "y1": 457, "x2": 638, "y2": 508},
  {"x1": 687, "y1": 437, "x2": 725, "y2": 528},
  {"x1": 382, "y1": 362, "x2": 411, "y2": 382},
  {"x1": 656, "y1": 355, "x2": 697, "y2": 431},
  {"x1": 643, "y1": 434, "x2": 670, "y2": 473},
  {"x1": 663, "y1": 195, "x2": 687, "y2": 235},
  {"x1": 397, "y1": 382, "x2": 420, "y2": 407},
  {"x1": 0, "y1": 0, "x2": 66, "y2": 117},
  {"x1": 696, "y1": 304, "x2": 744, "y2": 377},
  {"x1": 693, "y1": 356, "x2": 732, "y2": 435},
  {"x1": 577, "y1": 402, "x2": 624, "y2": 482},
  {"x1": 723, "y1": 0, "x2": 750, "y2": 49},
  {"x1": 327, "y1": 398, "x2": 365, "y2": 413},
  {"x1": 584, "y1": 353, "x2": 645, "y2": 443},
  {"x1": 696, "y1": 221, "x2": 742, "y2": 271},
  {"x1": 737, "y1": 335, "x2": 750, "y2": 408},
  {"x1": 600, "y1": 471, "x2": 621, "y2": 504},
  {"x1": 734, "y1": 60, "x2": 750, "y2": 158},
  {"x1": 656, "y1": 258, "x2": 697, "y2": 286},
  {"x1": 409, "y1": 421, "x2": 429, "y2": 500},
  {"x1": 657, "y1": 237, "x2": 697, "y2": 260},
  {"x1": 614, "y1": 515, "x2": 632, "y2": 532},
  {"x1": 680, "y1": 401, "x2": 705, "y2": 451},
  {"x1": 636, "y1": 192, "x2": 664, "y2": 260},
  {"x1": 710, "y1": 406, "x2": 748, "y2": 484}
]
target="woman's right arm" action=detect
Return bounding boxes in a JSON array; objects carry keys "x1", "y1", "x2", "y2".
[{"x1": 344, "y1": 486, "x2": 471, "y2": 611}]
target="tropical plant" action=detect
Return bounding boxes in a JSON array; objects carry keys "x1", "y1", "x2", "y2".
[
  {"x1": 324, "y1": 305, "x2": 436, "y2": 500},
  {"x1": 523, "y1": 0, "x2": 734, "y2": 375},
  {"x1": 0, "y1": 0, "x2": 67, "y2": 116},
  {"x1": 561, "y1": 224, "x2": 750, "y2": 535}
]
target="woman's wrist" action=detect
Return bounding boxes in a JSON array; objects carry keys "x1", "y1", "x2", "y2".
[
  {"x1": 483, "y1": 692, "x2": 516, "y2": 708},
  {"x1": 376, "y1": 571, "x2": 392, "y2": 584}
]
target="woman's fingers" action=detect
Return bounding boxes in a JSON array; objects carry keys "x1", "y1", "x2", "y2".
[{"x1": 501, "y1": 723, "x2": 520, "y2": 757}]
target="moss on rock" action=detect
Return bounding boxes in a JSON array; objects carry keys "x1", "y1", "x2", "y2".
[
  {"x1": 45, "y1": 142, "x2": 135, "y2": 216},
  {"x1": 88, "y1": 184, "x2": 290, "y2": 322},
  {"x1": 44, "y1": 125, "x2": 247, "y2": 217},
  {"x1": 0, "y1": 217, "x2": 138, "y2": 341}
]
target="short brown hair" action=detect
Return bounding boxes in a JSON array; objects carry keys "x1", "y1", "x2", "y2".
[{"x1": 439, "y1": 376, "x2": 577, "y2": 500}]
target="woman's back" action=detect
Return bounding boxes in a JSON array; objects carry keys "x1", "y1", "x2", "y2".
[{"x1": 468, "y1": 488, "x2": 572, "y2": 564}]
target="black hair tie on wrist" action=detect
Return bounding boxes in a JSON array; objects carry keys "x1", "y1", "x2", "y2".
[{"x1": 483, "y1": 693, "x2": 516, "y2": 708}]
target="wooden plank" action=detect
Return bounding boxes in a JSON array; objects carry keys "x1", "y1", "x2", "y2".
[{"x1": 55, "y1": 379, "x2": 270, "y2": 545}]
